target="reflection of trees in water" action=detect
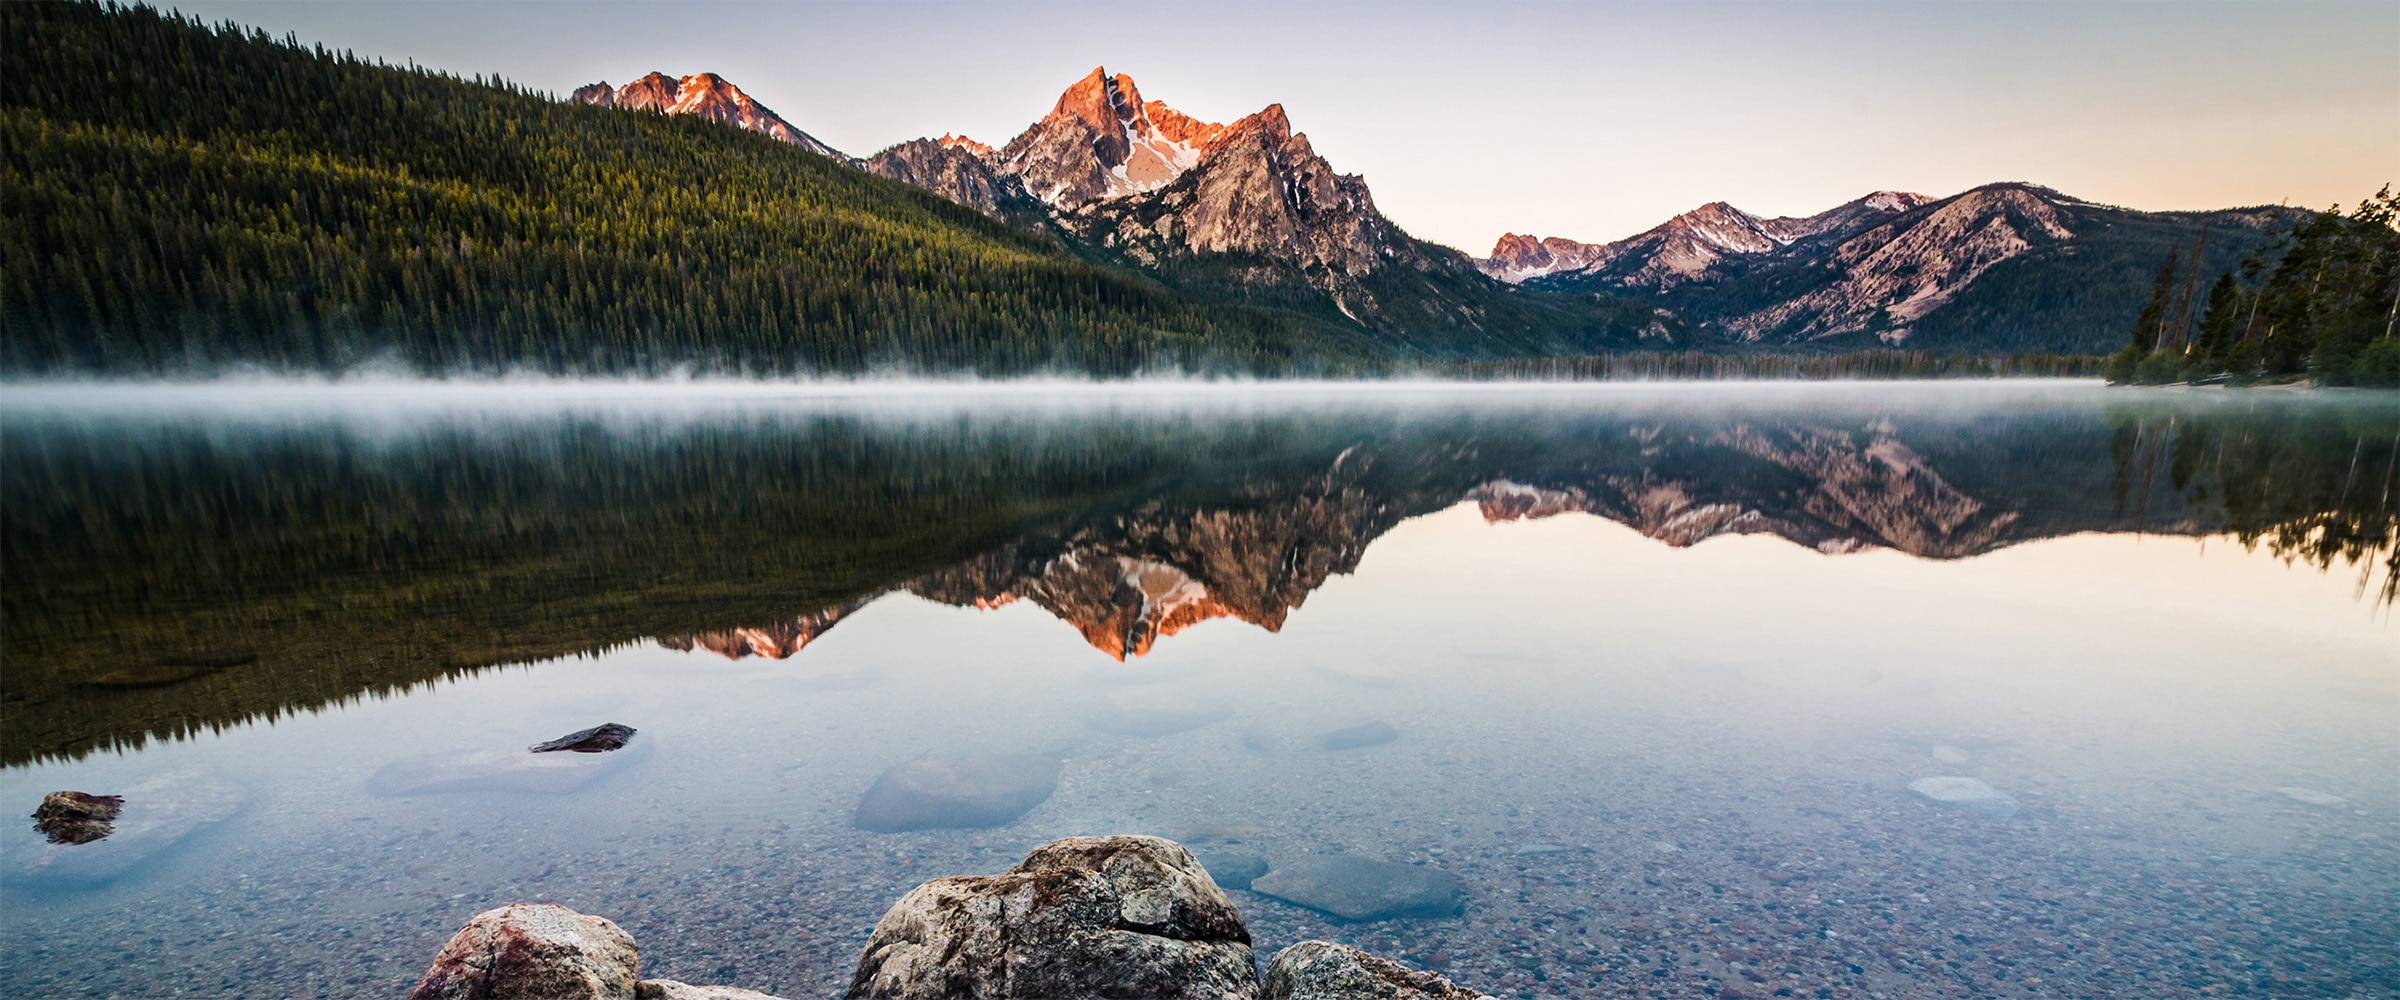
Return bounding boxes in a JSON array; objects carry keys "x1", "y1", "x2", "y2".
[
  {"x1": 7, "y1": 396, "x2": 2395, "y2": 767},
  {"x1": 2112, "y1": 401, "x2": 2400, "y2": 606}
]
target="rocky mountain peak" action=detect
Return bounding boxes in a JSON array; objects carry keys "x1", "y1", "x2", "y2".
[
  {"x1": 938, "y1": 133, "x2": 995, "y2": 158},
  {"x1": 572, "y1": 70, "x2": 842, "y2": 158},
  {"x1": 998, "y1": 66, "x2": 1236, "y2": 207}
]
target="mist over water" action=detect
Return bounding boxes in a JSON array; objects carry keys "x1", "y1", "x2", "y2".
[{"x1": 1, "y1": 382, "x2": 2393, "y2": 999}]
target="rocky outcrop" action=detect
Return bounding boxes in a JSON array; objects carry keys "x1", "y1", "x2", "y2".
[
  {"x1": 1263, "y1": 941, "x2": 1491, "y2": 1000},
  {"x1": 405, "y1": 848, "x2": 1488, "y2": 1000},
  {"x1": 573, "y1": 72, "x2": 842, "y2": 158},
  {"x1": 407, "y1": 904, "x2": 640, "y2": 1000},
  {"x1": 845, "y1": 835, "x2": 1257, "y2": 1000}
]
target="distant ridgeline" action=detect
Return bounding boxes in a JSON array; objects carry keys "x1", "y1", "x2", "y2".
[
  {"x1": 6, "y1": 397, "x2": 2393, "y2": 766},
  {"x1": 2105, "y1": 188, "x2": 2400, "y2": 387}
]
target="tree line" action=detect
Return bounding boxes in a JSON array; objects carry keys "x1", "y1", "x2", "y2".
[{"x1": 2107, "y1": 187, "x2": 2400, "y2": 386}]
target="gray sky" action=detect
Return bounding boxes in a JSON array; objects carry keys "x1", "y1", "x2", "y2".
[{"x1": 170, "y1": 1, "x2": 2399, "y2": 254}]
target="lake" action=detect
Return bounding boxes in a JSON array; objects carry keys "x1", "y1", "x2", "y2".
[{"x1": 1, "y1": 381, "x2": 2393, "y2": 999}]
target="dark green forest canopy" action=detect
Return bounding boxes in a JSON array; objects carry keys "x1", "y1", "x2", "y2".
[
  {"x1": 2108, "y1": 187, "x2": 2400, "y2": 387},
  {"x1": 0, "y1": 2, "x2": 1387, "y2": 375}
]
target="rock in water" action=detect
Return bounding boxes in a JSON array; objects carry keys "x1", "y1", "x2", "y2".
[
  {"x1": 1264, "y1": 940, "x2": 1491, "y2": 999},
  {"x1": 1194, "y1": 851, "x2": 1270, "y2": 890},
  {"x1": 845, "y1": 835, "x2": 1257, "y2": 1000},
  {"x1": 1250, "y1": 856, "x2": 1465, "y2": 922},
  {"x1": 1087, "y1": 693, "x2": 1232, "y2": 738},
  {"x1": 369, "y1": 740, "x2": 651, "y2": 797},
  {"x1": 5, "y1": 771, "x2": 246, "y2": 887},
  {"x1": 852, "y1": 753, "x2": 1061, "y2": 833},
  {"x1": 1319, "y1": 721, "x2": 1400, "y2": 751},
  {"x1": 407, "y1": 903, "x2": 638, "y2": 1000},
  {"x1": 2278, "y1": 786, "x2": 2347, "y2": 807},
  {"x1": 638, "y1": 981, "x2": 792, "y2": 1000},
  {"x1": 31, "y1": 791, "x2": 124, "y2": 845},
  {"x1": 1907, "y1": 776, "x2": 2021, "y2": 817},
  {"x1": 532, "y1": 723, "x2": 638, "y2": 753}
]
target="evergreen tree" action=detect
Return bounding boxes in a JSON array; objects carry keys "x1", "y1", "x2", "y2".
[{"x1": 2191, "y1": 272, "x2": 2240, "y2": 366}]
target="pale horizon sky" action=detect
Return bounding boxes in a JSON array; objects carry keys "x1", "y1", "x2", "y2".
[{"x1": 169, "y1": 0, "x2": 2399, "y2": 254}]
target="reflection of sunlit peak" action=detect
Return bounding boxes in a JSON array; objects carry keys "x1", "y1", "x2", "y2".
[{"x1": 657, "y1": 601, "x2": 867, "y2": 661}]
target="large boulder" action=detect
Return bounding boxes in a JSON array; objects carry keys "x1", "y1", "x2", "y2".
[
  {"x1": 845, "y1": 835, "x2": 1257, "y2": 999},
  {"x1": 1250, "y1": 856, "x2": 1464, "y2": 922},
  {"x1": 852, "y1": 753, "x2": 1062, "y2": 833},
  {"x1": 406, "y1": 904, "x2": 640, "y2": 1000},
  {"x1": 1263, "y1": 941, "x2": 1490, "y2": 1000}
]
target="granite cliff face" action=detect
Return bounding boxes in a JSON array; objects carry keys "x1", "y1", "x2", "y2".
[{"x1": 573, "y1": 72, "x2": 842, "y2": 157}]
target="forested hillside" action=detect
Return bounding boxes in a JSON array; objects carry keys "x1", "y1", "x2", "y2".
[{"x1": 0, "y1": 2, "x2": 1375, "y2": 375}]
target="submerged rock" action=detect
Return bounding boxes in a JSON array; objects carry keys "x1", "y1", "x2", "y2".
[
  {"x1": 853, "y1": 753, "x2": 1061, "y2": 833},
  {"x1": 1087, "y1": 692, "x2": 1232, "y2": 738},
  {"x1": 5, "y1": 771, "x2": 246, "y2": 887},
  {"x1": 1194, "y1": 851, "x2": 1270, "y2": 890},
  {"x1": 407, "y1": 903, "x2": 638, "y2": 1000},
  {"x1": 638, "y1": 980, "x2": 791, "y2": 1000},
  {"x1": 845, "y1": 835, "x2": 1256, "y2": 1000},
  {"x1": 1251, "y1": 856, "x2": 1465, "y2": 922},
  {"x1": 1319, "y1": 721, "x2": 1400, "y2": 751},
  {"x1": 369, "y1": 739, "x2": 651, "y2": 797},
  {"x1": 532, "y1": 722, "x2": 638, "y2": 753},
  {"x1": 2278, "y1": 786, "x2": 2347, "y2": 807},
  {"x1": 1907, "y1": 776, "x2": 2021, "y2": 817},
  {"x1": 1929, "y1": 744, "x2": 1970, "y2": 765},
  {"x1": 31, "y1": 791, "x2": 123, "y2": 845},
  {"x1": 1264, "y1": 940, "x2": 1491, "y2": 1000}
]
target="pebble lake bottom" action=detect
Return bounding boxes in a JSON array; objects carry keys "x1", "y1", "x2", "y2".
[{"x1": 0, "y1": 382, "x2": 2393, "y2": 998}]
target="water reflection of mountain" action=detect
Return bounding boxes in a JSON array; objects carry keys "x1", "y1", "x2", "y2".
[
  {"x1": 5, "y1": 395, "x2": 2392, "y2": 764},
  {"x1": 664, "y1": 402, "x2": 2396, "y2": 663}
]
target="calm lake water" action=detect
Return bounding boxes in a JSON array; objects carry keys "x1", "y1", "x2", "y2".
[{"x1": 1, "y1": 381, "x2": 2394, "y2": 1000}]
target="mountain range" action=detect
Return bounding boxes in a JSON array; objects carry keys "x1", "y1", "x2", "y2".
[
  {"x1": 574, "y1": 65, "x2": 2298, "y2": 356},
  {"x1": 3, "y1": 5, "x2": 2339, "y2": 375}
]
